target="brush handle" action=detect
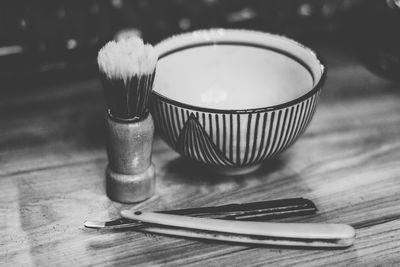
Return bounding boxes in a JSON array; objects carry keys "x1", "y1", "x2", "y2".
[{"x1": 105, "y1": 112, "x2": 155, "y2": 203}]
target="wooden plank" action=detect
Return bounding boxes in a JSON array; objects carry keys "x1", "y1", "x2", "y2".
[
  {"x1": 0, "y1": 45, "x2": 396, "y2": 177},
  {"x1": 1, "y1": 106, "x2": 400, "y2": 266},
  {"x1": 1, "y1": 43, "x2": 400, "y2": 266}
]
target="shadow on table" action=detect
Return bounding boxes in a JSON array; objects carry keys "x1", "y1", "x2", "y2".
[{"x1": 162, "y1": 156, "x2": 287, "y2": 186}]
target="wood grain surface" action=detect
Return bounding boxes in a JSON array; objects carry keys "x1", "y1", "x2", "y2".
[{"x1": 1, "y1": 42, "x2": 400, "y2": 266}]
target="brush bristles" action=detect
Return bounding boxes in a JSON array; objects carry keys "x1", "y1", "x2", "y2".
[
  {"x1": 97, "y1": 37, "x2": 157, "y2": 121},
  {"x1": 101, "y1": 71, "x2": 156, "y2": 121},
  {"x1": 98, "y1": 37, "x2": 157, "y2": 81}
]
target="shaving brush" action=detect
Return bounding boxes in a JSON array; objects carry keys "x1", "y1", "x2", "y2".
[{"x1": 98, "y1": 37, "x2": 157, "y2": 203}]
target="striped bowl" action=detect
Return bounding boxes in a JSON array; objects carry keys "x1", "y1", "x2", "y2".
[{"x1": 151, "y1": 29, "x2": 326, "y2": 175}]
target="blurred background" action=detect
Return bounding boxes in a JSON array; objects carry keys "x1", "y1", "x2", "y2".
[{"x1": 0, "y1": 0, "x2": 399, "y2": 87}]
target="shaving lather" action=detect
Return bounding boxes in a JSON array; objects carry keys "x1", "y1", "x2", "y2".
[{"x1": 98, "y1": 37, "x2": 157, "y2": 203}]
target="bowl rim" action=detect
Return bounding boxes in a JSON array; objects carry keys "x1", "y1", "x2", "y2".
[{"x1": 152, "y1": 29, "x2": 326, "y2": 114}]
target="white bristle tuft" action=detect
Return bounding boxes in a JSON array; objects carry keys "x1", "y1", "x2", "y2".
[{"x1": 97, "y1": 37, "x2": 157, "y2": 82}]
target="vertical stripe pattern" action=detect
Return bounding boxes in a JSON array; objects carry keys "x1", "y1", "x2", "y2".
[{"x1": 151, "y1": 90, "x2": 321, "y2": 167}]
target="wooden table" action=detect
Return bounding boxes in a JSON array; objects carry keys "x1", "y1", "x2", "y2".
[{"x1": 1, "y1": 42, "x2": 400, "y2": 266}]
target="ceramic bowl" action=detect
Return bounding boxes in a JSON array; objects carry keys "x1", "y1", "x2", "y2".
[{"x1": 151, "y1": 29, "x2": 326, "y2": 175}]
